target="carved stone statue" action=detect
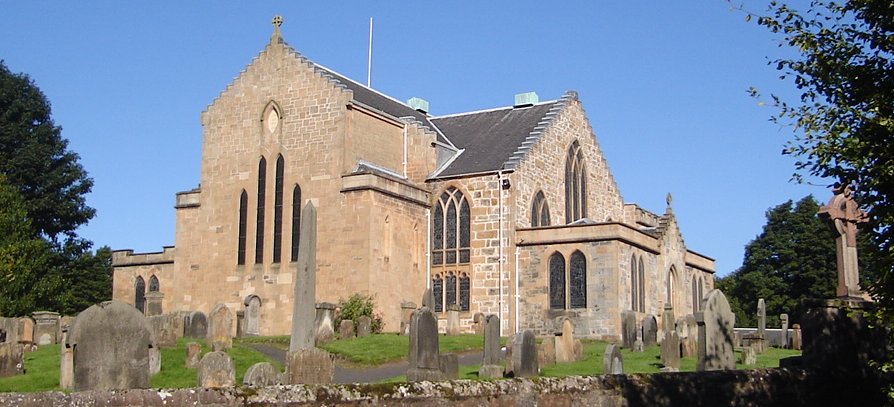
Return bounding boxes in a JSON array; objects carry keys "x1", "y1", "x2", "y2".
[{"x1": 818, "y1": 184, "x2": 868, "y2": 298}]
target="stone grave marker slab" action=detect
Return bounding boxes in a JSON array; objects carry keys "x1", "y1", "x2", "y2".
[
  {"x1": 695, "y1": 289, "x2": 736, "y2": 371},
  {"x1": 603, "y1": 344, "x2": 623, "y2": 374},
  {"x1": 197, "y1": 351, "x2": 235, "y2": 388}
]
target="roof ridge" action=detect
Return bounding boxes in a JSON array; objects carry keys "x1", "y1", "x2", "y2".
[
  {"x1": 430, "y1": 99, "x2": 560, "y2": 119},
  {"x1": 501, "y1": 91, "x2": 578, "y2": 170}
]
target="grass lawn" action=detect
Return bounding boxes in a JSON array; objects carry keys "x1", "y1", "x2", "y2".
[{"x1": 319, "y1": 333, "x2": 494, "y2": 366}]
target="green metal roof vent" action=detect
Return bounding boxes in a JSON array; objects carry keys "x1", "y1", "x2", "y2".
[
  {"x1": 407, "y1": 97, "x2": 429, "y2": 114},
  {"x1": 514, "y1": 92, "x2": 539, "y2": 108}
]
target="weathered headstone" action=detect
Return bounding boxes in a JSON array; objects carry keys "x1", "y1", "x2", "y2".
[
  {"x1": 633, "y1": 338, "x2": 644, "y2": 352},
  {"x1": 742, "y1": 332, "x2": 765, "y2": 354},
  {"x1": 0, "y1": 317, "x2": 20, "y2": 345},
  {"x1": 338, "y1": 319, "x2": 355, "y2": 340},
  {"x1": 757, "y1": 298, "x2": 766, "y2": 343},
  {"x1": 421, "y1": 288, "x2": 436, "y2": 310},
  {"x1": 472, "y1": 312, "x2": 486, "y2": 335},
  {"x1": 555, "y1": 318, "x2": 576, "y2": 363},
  {"x1": 677, "y1": 315, "x2": 698, "y2": 358},
  {"x1": 314, "y1": 302, "x2": 336, "y2": 344},
  {"x1": 244, "y1": 295, "x2": 261, "y2": 336},
  {"x1": 289, "y1": 202, "x2": 317, "y2": 353},
  {"x1": 695, "y1": 289, "x2": 736, "y2": 371},
  {"x1": 286, "y1": 347, "x2": 335, "y2": 384},
  {"x1": 603, "y1": 344, "x2": 624, "y2": 374},
  {"x1": 59, "y1": 326, "x2": 73, "y2": 389},
  {"x1": 357, "y1": 315, "x2": 372, "y2": 337},
  {"x1": 621, "y1": 310, "x2": 637, "y2": 349},
  {"x1": 642, "y1": 314, "x2": 658, "y2": 347},
  {"x1": 147, "y1": 314, "x2": 178, "y2": 348},
  {"x1": 573, "y1": 339, "x2": 583, "y2": 361},
  {"x1": 439, "y1": 353, "x2": 459, "y2": 379},
  {"x1": 407, "y1": 307, "x2": 442, "y2": 381},
  {"x1": 818, "y1": 184, "x2": 868, "y2": 298},
  {"x1": 791, "y1": 323, "x2": 802, "y2": 350},
  {"x1": 660, "y1": 304, "x2": 675, "y2": 344},
  {"x1": 538, "y1": 337, "x2": 556, "y2": 366},
  {"x1": 235, "y1": 310, "x2": 245, "y2": 338},
  {"x1": 197, "y1": 351, "x2": 235, "y2": 388},
  {"x1": 780, "y1": 313, "x2": 790, "y2": 349},
  {"x1": 208, "y1": 304, "x2": 233, "y2": 352},
  {"x1": 446, "y1": 305, "x2": 461, "y2": 336},
  {"x1": 170, "y1": 311, "x2": 190, "y2": 339},
  {"x1": 0, "y1": 343, "x2": 23, "y2": 377},
  {"x1": 508, "y1": 330, "x2": 538, "y2": 378},
  {"x1": 479, "y1": 314, "x2": 503, "y2": 378},
  {"x1": 183, "y1": 311, "x2": 208, "y2": 339},
  {"x1": 32, "y1": 311, "x2": 60, "y2": 345},
  {"x1": 400, "y1": 301, "x2": 416, "y2": 336},
  {"x1": 660, "y1": 330, "x2": 681, "y2": 371},
  {"x1": 18, "y1": 318, "x2": 34, "y2": 348},
  {"x1": 740, "y1": 346, "x2": 757, "y2": 365},
  {"x1": 149, "y1": 347, "x2": 161, "y2": 376},
  {"x1": 144, "y1": 292, "x2": 164, "y2": 317},
  {"x1": 55, "y1": 316, "x2": 75, "y2": 345},
  {"x1": 67, "y1": 301, "x2": 154, "y2": 391},
  {"x1": 244, "y1": 362, "x2": 280, "y2": 386},
  {"x1": 185, "y1": 342, "x2": 202, "y2": 368}
]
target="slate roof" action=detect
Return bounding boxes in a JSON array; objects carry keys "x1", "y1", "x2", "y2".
[{"x1": 429, "y1": 99, "x2": 566, "y2": 178}]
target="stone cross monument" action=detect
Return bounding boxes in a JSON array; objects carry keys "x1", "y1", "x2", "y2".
[{"x1": 818, "y1": 184, "x2": 868, "y2": 298}]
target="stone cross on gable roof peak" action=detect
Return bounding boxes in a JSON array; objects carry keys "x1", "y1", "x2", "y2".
[{"x1": 271, "y1": 15, "x2": 284, "y2": 43}]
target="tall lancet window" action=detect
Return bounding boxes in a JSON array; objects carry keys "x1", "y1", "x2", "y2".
[
  {"x1": 238, "y1": 190, "x2": 248, "y2": 265},
  {"x1": 564, "y1": 140, "x2": 588, "y2": 223},
  {"x1": 273, "y1": 155, "x2": 284, "y2": 263},
  {"x1": 430, "y1": 187, "x2": 470, "y2": 266},
  {"x1": 531, "y1": 191, "x2": 550, "y2": 227},
  {"x1": 569, "y1": 251, "x2": 587, "y2": 308},
  {"x1": 255, "y1": 157, "x2": 267, "y2": 264},
  {"x1": 290, "y1": 185, "x2": 302, "y2": 262}
]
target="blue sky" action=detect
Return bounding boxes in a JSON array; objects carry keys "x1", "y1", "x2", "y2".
[{"x1": 0, "y1": 1, "x2": 822, "y2": 276}]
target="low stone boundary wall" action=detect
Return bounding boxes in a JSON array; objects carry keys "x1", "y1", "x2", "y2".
[{"x1": 0, "y1": 368, "x2": 885, "y2": 406}]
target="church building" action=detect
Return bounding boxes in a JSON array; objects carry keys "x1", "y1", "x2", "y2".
[{"x1": 112, "y1": 19, "x2": 715, "y2": 339}]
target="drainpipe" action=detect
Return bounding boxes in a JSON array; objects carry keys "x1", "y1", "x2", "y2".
[
  {"x1": 497, "y1": 171, "x2": 505, "y2": 336},
  {"x1": 426, "y1": 208, "x2": 431, "y2": 288},
  {"x1": 515, "y1": 246, "x2": 520, "y2": 334}
]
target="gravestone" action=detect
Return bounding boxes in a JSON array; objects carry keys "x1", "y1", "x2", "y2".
[
  {"x1": 661, "y1": 304, "x2": 674, "y2": 344},
  {"x1": 660, "y1": 330, "x2": 681, "y2": 371},
  {"x1": 439, "y1": 353, "x2": 459, "y2": 379},
  {"x1": 642, "y1": 314, "x2": 658, "y2": 347},
  {"x1": 479, "y1": 314, "x2": 503, "y2": 378},
  {"x1": 780, "y1": 313, "x2": 790, "y2": 348},
  {"x1": 338, "y1": 319, "x2": 355, "y2": 340},
  {"x1": 633, "y1": 338, "x2": 644, "y2": 352},
  {"x1": 757, "y1": 298, "x2": 766, "y2": 339},
  {"x1": 32, "y1": 311, "x2": 59, "y2": 345},
  {"x1": 446, "y1": 305, "x2": 461, "y2": 336},
  {"x1": 400, "y1": 301, "x2": 416, "y2": 336},
  {"x1": 314, "y1": 302, "x2": 336, "y2": 344},
  {"x1": 59, "y1": 326, "x2": 73, "y2": 389},
  {"x1": 695, "y1": 289, "x2": 736, "y2": 371},
  {"x1": 538, "y1": 337, "x2": 556, "y2": 366},
  {"x1": 742, "y1": 332, "x2": 765, "y2": 354},
  {"x1": 145, "y1": 292, "x2": 164, "y2": 317},
  {"x1": 244, "y1": 295, "x2": 261, "y2": 336},
  {"x1": 18, "y1": 318, "x2": 33, "y2": 348},
  {"x1": 183, "y1": 311, "x2": 208, "y2": 339},
  {"x1": 147, "y1": 314, "x2": 177, "y2": 348},
  {"x1": 677, "y1": 315, "x2": 697, "y2": 357},
  {"x1": 508, "y1": 330, "x2": 538, "y2": 378},
  {"x1": 208, "y1": 304, "x2": 233, "y2": 351},
  {"x1": 555, "y1": 318, "x2": 576, "y2": 363},
  {"x1": 197, "y1": 351, "x2": 235, "y2": 388},
  {"x1": 621, "y1": 311, "x2": 637, "y2": 349},
  {"x1": 0, "y1": 317, "x2": 19, "y2": 345},
  {"x1": 171, "y1": 310, "x2": 190, "y2": 339},
  {"x1": 286, "y1": 347, "x2": 335, "y2": 384},
  {"x1": 0, "y1": 343, "x2": 23, "y2": 377},
  {"x1": 603, "y1": 344, "x2": 624, "y2": 374},
  {"x1": 407, "y1": 307, "x2": 442, "y2": 381},
  {"x1": 289, "y1": 203, "x2": 317, "y2": 353},
  {"x1": 67, "y1": 301, "x2": 154, "y2": 391},
  {"x1": 818, "y1": 184, "x2": 868, "y2": 298},
  {"x1": 56, "y1": 316, "x2": 75, "y2": 345},
  {"x1": 357, "y1": 315, "x2": 372, "y2": 337},
  {"x1": 791, "y1": 323, "x2": 802, "y2": 350},
  {"x1": 472, "y1": 312, "x2": 485, "y2": 335},
  {"x1": 741, "y1": 346, "x2": 757, "y2": 365},
  {"x1": 149, "y1": 347, "x2": 161, "y2": 376},
  {"x1": 421, "y1": 288, "x2": 436, "y2": 310},
  {"x1": 185, "y1": 342, "x2": 201, "y2": 368},
  {"x1": 235, "y1": 310, "x2": 245, "y2": 338},
  {"x1": 244, "y1": 362, "x2": 280, "y2": 386}
]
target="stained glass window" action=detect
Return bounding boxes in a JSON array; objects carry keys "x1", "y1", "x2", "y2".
[
  {"x1": 564, "y1": 141, "x2": 587, "y2": 223},
  {"x1": 273, "y1": 155, "x2": 284, "y2": 263},
  {"x1": 459, "y1": 273, "x2": 470, "y2": 311},
  {"x1": 446, "y1": 272, "x2": 457, "y2": 306},
  {"x1": 432, "y1": 275, "x2": 444, "y2": 312},
  {"x1": 290, "y1": 185, "x2": 301, "y2": 262},
  {"x1": 238, "y1": 190, "x2": 248, "y2": 265},
  {"x1": 431, "y1": 187, "x2": 469, "y2": 265},
  {"x1": 549, "y1": 252, "x2": 566, "y2": 310},
  {"x1": 134, "y1": 276, "x2": 146, "y2": 314},
  {"x1": 255, "y1": 157, "x2": 266, "y2": 264},
  {"x1": 631, "y1": 255, "x2": 638, "y2": 311},
  {"x1": 148, "y1": 275, "x2": 159, "y2": 292},
  {"x1": 570, "y1": 251, "x2": 587, "y2": 308}
]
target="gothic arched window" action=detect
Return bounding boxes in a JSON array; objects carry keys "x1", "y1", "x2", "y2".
[
  {"x1": 631, "y1": 254, "x2": 638, "y2": 311},
  {"x1": 238, "y1": 190, "x2": 248, "y2": 265},
  {"x1": 564, "y1": 140, "x2": 587, "y2": 223},
  {"x1": 255, "y1": 157, "x2": 267, "y2": 264},
  {"x1": 273, "y1": 155, "x2": 284, "y2": 263},
  {"x1": 667, "y1": 266, "x2": 677, "y2": 309},
  {"x1": 638, "y1": 257, "x2": 645, "y2": 312},
  {"x1": 531, "y1": 191, "x2": 550, "y2": 227},
  {"x1": 134, "y1": 276, "x2": 146, "y2": 313},
  {"x1": 432, "y1": 274, "x2": 444, "y2": 313},
  {"x1": 569, "y1": 251, "x2": 587, "y2": 308},
  {"x1": 459, "y1": 273, "x2": 470, "y2": 311},
  {"x1": 148, "y1": 275, "x2": 159, "y2": 292},
  {"x1": 431, "y1": 187, "x2": 470, "y2": 265},
  {"x1": 692, "y1": 275, "x2": 699, "y2": 312},
  {"x1": 549, "y1": 252, "x2": 566, "y2": 310},
  {"x1": 290, "y1": 184, "x2": 301, "y2": 262},
  {"x1": 446, "y1": 272, "x2": 457, "y2": 307}
]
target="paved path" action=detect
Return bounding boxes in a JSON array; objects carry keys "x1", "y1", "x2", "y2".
[{"x1": 249, "y1": 344, "x2": 487, "y2": 384}]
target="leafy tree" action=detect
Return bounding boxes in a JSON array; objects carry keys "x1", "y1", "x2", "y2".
[
  {"x1": 335, "y1": 294, "x2": 384, "y2": 334},
  {"x1": 0, "y1": 60, "x2": 95, "y2": 242}
]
